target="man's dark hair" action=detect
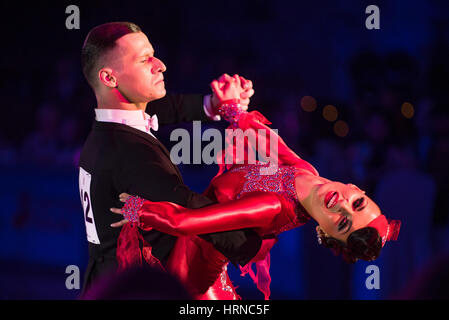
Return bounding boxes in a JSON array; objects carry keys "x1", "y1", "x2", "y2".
[
  {"x1": 318, "y1": 227, "x2": 382, "y2": 263},
  {"x1": 81, "y1": 22, "x2": 142, "y2": 89}
]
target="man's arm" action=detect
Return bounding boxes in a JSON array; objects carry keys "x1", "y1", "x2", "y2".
[
  {"x1": 146, "y1": 94, "x2": 214, "y2": 125},
  {"x1": 148, "y1": 74, "x2": 255, "y2": 125}
]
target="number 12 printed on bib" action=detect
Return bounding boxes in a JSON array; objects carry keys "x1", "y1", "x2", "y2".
[{"x1": 79, "y1": 167, "x2": 100, "y2": 244}]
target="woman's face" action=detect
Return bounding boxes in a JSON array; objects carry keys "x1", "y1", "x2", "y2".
[{"x1": 308, "y1": 181, "x2": 381, "y2": 243}]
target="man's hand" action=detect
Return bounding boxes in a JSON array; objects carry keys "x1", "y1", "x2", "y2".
[{"x1": 210, "y1": 74, "x2": 254, "y2": 113}]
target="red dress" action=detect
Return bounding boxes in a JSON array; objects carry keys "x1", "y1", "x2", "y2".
[{"x1": 117, "y1": 108, "x2": 320, "y2": 300}]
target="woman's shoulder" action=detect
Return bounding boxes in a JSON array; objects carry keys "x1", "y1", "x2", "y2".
[{"x1": 208, "y1": 169, "x2": 247, "y2": 203}]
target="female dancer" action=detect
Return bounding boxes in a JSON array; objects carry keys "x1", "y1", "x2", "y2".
[{"x1": 111, "y1": 75, "x2": 401, "y2": 300}]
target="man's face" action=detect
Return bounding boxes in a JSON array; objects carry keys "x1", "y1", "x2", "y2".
[{"x1": 109, "y1": 32, "x2": 166, "y2": 103}]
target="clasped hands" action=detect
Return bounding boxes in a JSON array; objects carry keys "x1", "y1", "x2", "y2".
[{"x1": 210, "y1": 73, "x2": 254, "y2": 114}]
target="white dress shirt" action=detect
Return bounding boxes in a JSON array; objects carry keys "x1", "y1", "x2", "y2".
[{"x1": 95, "y1": 108, "x2": 158, "y2": 138}]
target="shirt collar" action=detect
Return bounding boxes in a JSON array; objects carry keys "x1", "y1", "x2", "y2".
[{"x1": 94, "y1": 108, "x2": 157, "y2": 138}]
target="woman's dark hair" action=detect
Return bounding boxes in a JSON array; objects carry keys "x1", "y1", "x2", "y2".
[
  {"x1": 81, "y1": 21, "x2": 141, "y2": 89},
  {"x1": 318, "y1": 227, "x2": 382, "y2": 263}
]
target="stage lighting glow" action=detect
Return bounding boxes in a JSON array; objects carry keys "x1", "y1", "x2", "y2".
[
  {"x1": 300, "y1": 96, "x2": 317, "y2": 112},
  {"x1": 401, "y1": 102, "x2": 414, "y2": 119},
  {"x1": 323, "y1": 105, "x2": 338, "y2": 122},
  {"x1": 333, "y1": 120, "x2": 349, "y2": 137}
]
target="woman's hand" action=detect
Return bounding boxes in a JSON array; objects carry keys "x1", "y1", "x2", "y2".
[
  {"x1": 239, "y1": 76, "x2": 254, "y2": 106},
  {"x1": 110, "y1": 193, "x2": 131, "y2": 227},
  {"x1": 210, "y1": 74, "x2": 253, "y2": 110}
]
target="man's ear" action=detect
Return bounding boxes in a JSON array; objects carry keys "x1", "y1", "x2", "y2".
[{"x1": 98, "y1": 68, "x2": 117, "y2": 88}]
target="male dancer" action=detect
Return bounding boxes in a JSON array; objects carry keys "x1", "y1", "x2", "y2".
[{"x1": 78, "y1": 22, "x2": 261, "y2": 295}]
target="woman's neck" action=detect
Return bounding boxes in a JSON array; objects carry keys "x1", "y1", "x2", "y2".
[{"x1": 294, "y1": 171, "x2": 329, "y2": 221}]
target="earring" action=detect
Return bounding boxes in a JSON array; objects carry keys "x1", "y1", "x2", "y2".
[{"x1": 316, "y1": 226, "x2": 324, "y2": 245}]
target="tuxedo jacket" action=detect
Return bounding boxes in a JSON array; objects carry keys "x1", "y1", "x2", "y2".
[{"x1": 78, "y1": 94, "x2": 262, "y2": 293}]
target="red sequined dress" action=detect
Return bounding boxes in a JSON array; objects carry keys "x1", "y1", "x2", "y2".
[{"x1": 117, "y1": 105, "x2": 320, "y2": 300}]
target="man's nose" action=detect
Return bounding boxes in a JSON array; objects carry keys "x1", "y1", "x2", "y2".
[{"x1": 152, "y1": 57, "x2": 167, "y2": 73}]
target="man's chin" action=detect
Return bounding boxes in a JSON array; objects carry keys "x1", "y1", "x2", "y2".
[
  {"x1": 149, "y1": 90, "x2": 167, "y2": 101},
  {"x1": 157, "y1": 87, "x2": 166, "y2": 97}
]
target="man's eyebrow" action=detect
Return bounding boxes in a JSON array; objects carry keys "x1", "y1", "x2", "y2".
[{"x1": 139, "y1": 50, "x2": 155, "y2": 57}]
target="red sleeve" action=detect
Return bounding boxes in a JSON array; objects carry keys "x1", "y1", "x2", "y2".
[{"x1": 136, "y1": 191, "x2": 284, "y2": 236}]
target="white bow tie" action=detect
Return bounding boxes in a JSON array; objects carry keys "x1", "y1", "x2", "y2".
[{"x1": 144, "y1": 113, "x2": 159, "y2": 132}]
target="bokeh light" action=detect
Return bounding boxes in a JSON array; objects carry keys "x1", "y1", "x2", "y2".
[
  {"x1": 401, "y1": 102, "x2": 414, "y2": 119},
  {"x1": 322, "y1": 105, "x2": 338, "y2": 122},
  {"x1": 300, "y1": 96, "x2": 317, "y2": 112},
  {"x1": 333, "y1": 120, "x2": 349, "y2": 137}
]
